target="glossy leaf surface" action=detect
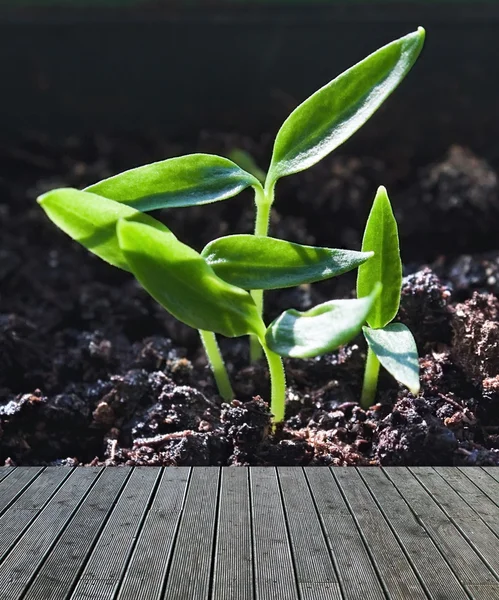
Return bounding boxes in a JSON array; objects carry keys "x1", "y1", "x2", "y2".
[
  {"x1": 85, "y1": 154, "x2": 261, "y2": 211},
  {"x1": 202, "y1": 234, "x2": 373, "y2": 290},
  {"x1": 117, "y1": 218, "x2": 264, "y2": 338},
  {"x1": 265, "y1": 283, "x2": 381, "y2": 358},
  {"x1": 37, "y1": 187, "x2": 158, "y2": 271},
  {"x1": 267, "y1": 28, "x2": 425, "y2": 186},
  {"x1": 357, "y1": 186, "x2": 402, "y2": 328},
  {"x1": 363, "y1": 323, "x2": 419, "y2": 395}
]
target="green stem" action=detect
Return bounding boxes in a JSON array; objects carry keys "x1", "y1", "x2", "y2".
[
  {"x1": 250, "y1": 185, "x2": 274, "y2": 363},
  {"x1": 199, "y1": 329, "x2": 234, "y2": 401},
  {"x1": 360, "y1": 345, "x2": 380, "y2": 409},
  {"x1": 260, "y1": 337, "x2": 287, "y2": 424}
]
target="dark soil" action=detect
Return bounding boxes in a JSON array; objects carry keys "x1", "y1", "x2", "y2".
[{"x1": 2, "y1": 133, "x2": 499, "y2": 466}]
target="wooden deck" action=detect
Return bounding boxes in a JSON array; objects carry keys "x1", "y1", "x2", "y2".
[{"x1": 0, "y1": 467, "x2": 497, "y2": 600}]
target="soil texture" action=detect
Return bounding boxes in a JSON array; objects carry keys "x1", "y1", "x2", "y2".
[{"x1": 2, "y1": 133, "x2": 499, "y2": 466}]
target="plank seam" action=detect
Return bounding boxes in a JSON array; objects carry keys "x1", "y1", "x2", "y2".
[
  {"x1": 302, "y1": 469, "x2": 346, "y2": 600},
  {"x1": 0, "y1": 467, "x2": 73, "y2": 572},
  {"x1": 0, "y1": 467, "x2": 46, "y2": 519},
  {"x1": 382, "y1": 468, "x2": 476, "y2": 599},
  {"x1": 434, "y1": 468, "x2": 499, "y2": 540},
  {"x1": 409, "y1": 467, "x2": 499, "y2": 581},
  {"x1": 330, "y1": 468, "x2": 391, "y2": 600},
  {"x1": 44, "y1": 467, "x2": 134, "y2": 600},
  {"x1": 157, "y1": 467, "x2": 193, "y2": 600},
  {"x1": 208, "y1": 468, "x2": 223, "y2": 600},
  {"x1": 276, "y1": 468, "x2": 303, "y2": 599},
  {"x1": 13, "y1": 468, "x2": 103, "y2": 600},
  {"x1": 248, "y1": 467, "x2": 256, "y2": 600},
  {"x1": 107, "y1": 467, "x2": 165, "y2": 600},
  {"x1": 457, "y1": 468, "x2": 499, "y2": 509}
]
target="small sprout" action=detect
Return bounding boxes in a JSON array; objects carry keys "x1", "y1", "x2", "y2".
[
  {"x1": 38, "y1": 28, "x2": 426, "y2": 424},
  {"x1": 357, "y1": 186, "x2": 420, "y2": 408},
  {"x1": 265, "y1": 284, "x2": 382, "y2": 358}
]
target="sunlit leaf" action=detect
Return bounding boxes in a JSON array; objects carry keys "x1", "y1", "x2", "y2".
[
  {"x1": 265, "y1": 283, "x2": 381, "y2": 358},
  {"x1": 85, "y1": 153, "x2": 261, "y2": 211},
  {"x1": 267, "y1": 28, "x2": 425, "y2": 186},
  {"x1": 202, "y1": 234, "x2": 373, "y2": 289},
  {"x1": 363, "y1": 323, "x2": 420, "y2": 395},
  {"x1": 117, "y1": 217, "x2": 264, "y2": 338},
  {"x1": 357, "y1": 186, "x2": 402, "y2": 328},
  {"x1": 37, "y1": 187, "x2": 165, "y2": 271}
]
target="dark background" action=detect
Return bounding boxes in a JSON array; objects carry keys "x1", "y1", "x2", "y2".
[{"x1": 1, "y1": 1, "x2": 498, "y2": 165}]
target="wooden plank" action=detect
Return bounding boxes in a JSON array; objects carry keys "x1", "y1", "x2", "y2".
[
  {"x1": 466, "y1": 585, "x2": 499, "y2": 600},
  {"x1": 117, "y1": 467, "x2": 190, "y2": 600},
  {"x1": 483, "y1": 467, "x2": 499, "y2": 483},
  {"x1": 305, "y1": 467, "x2": 385, "y2": 600},
  {"x1": 70, "y1": 467, "x2": 161, "y2": 600},
  {"x1": 361, "y1": 468, "x2": 471, "y2": 600},
  {"x1": 251, "y1": 467, "x2": 299, "y2": 600},
  {"x1": 212, "y1": 468, "x2": 253, "y2": 600},
  {"x1": 411, "y1": 467, "x2": 499, "y2": 579},
  {"x1": 278, "y1": 467, "x2": 341, "y2": 600},
  {"x1": 385, "y1": 467, "x2": 497, "y2": 588},
  {"x1": 335, "y1": 468, "x2": 427, "y2": 600},
  {"x1": 23, "y1": 467, "x2": 131, "y2": 600},
  {"x1": 0, "y1": 467, "x2": 100, "y2": 600},
  {"x1": 0, "y1": 467, "x2": 43, "y2": 515},
  {"x1": 435, "y1": 467, "x2": 499, "y2": 536},
  {"x1": 0, "y1": 468, "x2": 14, "y2": 486},
  {"x1": 162, "y1": 468, "x2": 219, "y2": 600},
  {"x1": 0, "y1": 467, "x2": 72, "y2": 563},
  {"x1": 459, "y1": 468, "x2": 499, "y2": 507}
]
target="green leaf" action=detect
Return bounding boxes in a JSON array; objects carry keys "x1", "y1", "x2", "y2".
[
  {"x1": 201, "y1": 234, "x2": 373, "y2": 290},
  {"x1": 117, "y1": 217, "x2": 264, "y2": 338},
  {"x1": 363, "y1": 323, "x2": 420, "y2": 395},
  {"x1": 357, "y1": 186, "x2": 402, "y2": 329},
  {"x1": 85, "y1": 153, "x2": 261, "y2": 211},
  {"x1": 37, "y1": 187, "x2": 165, "y2": 271},
  {"x1": 267, "y1": 28, "x2": 425, "y2": 186},
  {"x1": 265, "y1": 283, "x2": 381, "y2": 358}
]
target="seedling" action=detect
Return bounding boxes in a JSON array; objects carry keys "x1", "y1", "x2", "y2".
[
  {"x1": 38, "y1": 188, "x2": 373, "y2": 423},
  {"x1": 265, "y1": 187, "x2": 420, "y2": 409},
  {"x1": 79, "y1": 27, "x2": 425, "y2": 363},
  {"x1": 38, "y1": 27, "x2": 425, "y2": 423},
  {"x1": 356, "y1": 186, "x2": 420, "y2": 408}
]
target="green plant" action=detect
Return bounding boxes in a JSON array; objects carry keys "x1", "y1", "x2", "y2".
[
  {"x1": 356, "y1": 186, "x2": 419, "y2": 408},
  {"x1": 80, "y1": 27, "x2": 425, "y2": 363},
  {"x1": 264, "y1": 187, "x2": 420, "y2": 410},
  {"x1": 38, "y1": 27, "x2": 425, "y2": 423},
  {"x1": 38, "y1": 188, "x2": 373, "y2": 422}
]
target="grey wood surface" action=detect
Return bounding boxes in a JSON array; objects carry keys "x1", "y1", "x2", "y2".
[{"x1": 0, "y1": 467, "x2": 497, "y2": 600}]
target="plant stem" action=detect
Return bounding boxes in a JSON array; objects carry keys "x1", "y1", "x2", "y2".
[
  {"x1": 249, "y1": 185, "x2": 274, "y2": 362},
  {"x1": 361, "y1": 345, "x2": 380, "y2": 409},
  {"x1": 199, "y1": 329, "x2": 234, "y2": 401},
  {"x1": 260, "y1": 337, "x2": 287, "y2": 424}
]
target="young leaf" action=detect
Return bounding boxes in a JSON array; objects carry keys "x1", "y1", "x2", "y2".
[
  {"x1": 37, "y1": 187, "x2": 164, "y2": 271},
  {"x1": 266, "y1": 28, "x2": 425, "y2": 187},
  {"x1": 265, "y1": 283, "x2": 381, "y2": 358},
  {"x1": 363, "y1": 323, "x2": 420, "y2": 395},
  {"x1": 202, "y1": 234, "x2": 373, "y2": 290},
  {"x1": 85, "y1": 154, "x2": 262, "y2": 211},
  {"x1": 357, "y1": 186, "x2": 402, "y2": 329},
  {"x1": 117, "y1": 217, "x2": 264, "y2": 339}
]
